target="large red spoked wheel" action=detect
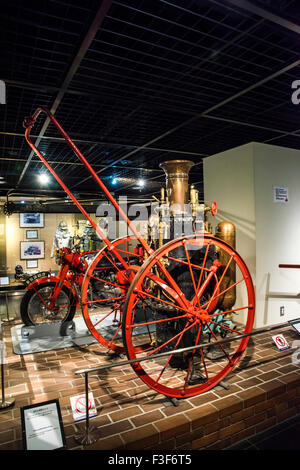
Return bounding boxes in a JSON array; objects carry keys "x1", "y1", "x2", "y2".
[
  {"x1": 81, "y1": 236, "x2": 143, "y2": 353},
  {"x1": 122, "y1": 233, "x2": 255, "y2": 398}
]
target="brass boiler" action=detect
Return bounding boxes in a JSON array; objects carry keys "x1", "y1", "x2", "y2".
[
  {"x1": 215, "y1": 222, "x2": 236, "y2": 312},
  {"x1": 159, "y1": 160, "x2": 194, "y2": 214}
]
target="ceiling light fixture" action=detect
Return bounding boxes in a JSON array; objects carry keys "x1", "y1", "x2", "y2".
[{"x1": 38, "y1": 173, "x2": 50, "y2": 185}]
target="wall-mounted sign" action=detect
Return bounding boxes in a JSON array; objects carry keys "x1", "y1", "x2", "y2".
[
  {"x1": 21, "y1": 399, "x2": 66, "y2": 450},
  {"x1": 273, "y1": 186, "x2": 289, "y2": 203},
  {"x1": 272, "y1": 334, "x2": 290, "y2": 351}
]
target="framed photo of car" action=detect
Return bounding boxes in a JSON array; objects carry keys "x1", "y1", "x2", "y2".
[
  {"x1": 20, "y1": 241, "x2": 45, "y2": 260},
  {"x1": 26, "y1": 229, "x2": 38, "y2": 239},
  {"x1": 20, "y1": 213, "x2": 44, "y2": 228}
]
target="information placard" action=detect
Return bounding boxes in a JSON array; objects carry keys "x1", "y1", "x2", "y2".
[
  {"x1": 21, "y1": 399, "x2": 66, "y2": 450},
  {"x1": 273, "y1": 186, "x2": 289, "y2": 203}
]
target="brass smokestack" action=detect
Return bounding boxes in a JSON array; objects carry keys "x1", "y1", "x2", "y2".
[{"x1": 159, "y1": 160, "x2": 194, "y2": 214}]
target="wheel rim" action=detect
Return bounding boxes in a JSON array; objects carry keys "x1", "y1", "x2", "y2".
[
  {"x1": 27, "y1": 286, "x2": 72, "y2": 323},
  {"x1": 81, "y1": 236, "x2": 143, "y2": 352},
  {"x1": 122, "y1": 234, "x2": 255, "y2": 398}
]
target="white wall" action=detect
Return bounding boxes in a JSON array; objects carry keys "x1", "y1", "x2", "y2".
[
  {"x1": 204, "y1": 141, "x2": 300, "y2": 328},
  {"x1": 253, "y1": 142, "x2": 300, "y2": 327}
]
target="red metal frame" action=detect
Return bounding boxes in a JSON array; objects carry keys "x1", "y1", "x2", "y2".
[
  {"x1": 23, "y1": 107, "x2": 256, "y2": 398},
  {"x1": 23, "y1": 107, "x2": 191, "y2": 310},
  {"x1": 26, "y1": 249, "x2": 96, "y2": 310},
  {"x1": 23, "y1": 107, "x2": 152, "y2": 267}
]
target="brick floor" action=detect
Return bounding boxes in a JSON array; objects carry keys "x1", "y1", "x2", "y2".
[{"x1": 0, "y1": 318, "x2": 300, "y2": 451}]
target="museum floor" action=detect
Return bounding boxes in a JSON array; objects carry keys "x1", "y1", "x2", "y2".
[{"x1": 0, "y1": 309, "x2": 300, "y2": 451}]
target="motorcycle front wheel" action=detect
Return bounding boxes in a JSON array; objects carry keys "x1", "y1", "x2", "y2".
[{"x1": 20, "y1": 281, "x2": 76, "y2": 326}]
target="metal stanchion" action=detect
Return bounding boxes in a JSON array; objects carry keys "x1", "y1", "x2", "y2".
[
  {"x1": 74, "y1": 372, "x2": 101, "y2": 445},
  {"x1": 1, "y1": 290, "x2": 15, "y2": 323},
  {"x1": 0, "y1": 318, "x2": 15, "y2": 409}
]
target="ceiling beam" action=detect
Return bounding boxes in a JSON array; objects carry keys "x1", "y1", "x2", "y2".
[
  {"x1": 71, "y1": 58, "x2": 300, "y2": 189},
  {"x1": 16, "y1": 0, "x2": 113, "y2": 187},
  {"x1": 222, "y1": 0, "x2": 300, "y2": 35},
  {"x1": 0, "y1": 131, "x2": 209, "y2": 158},
  {"x1": 0, "y1": 156, "x2": 163, "y2": 172},
  {"x1": 201, "y1": 59, "x2": 300, "y2": 116}
]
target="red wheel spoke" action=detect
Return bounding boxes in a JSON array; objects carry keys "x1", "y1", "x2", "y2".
[
  {"x1": 205, "y1": 322, "x2": 233, "y2": 364},
  {"x1": 208, "y1": 305, "x2": 251, "y2": 318},
  {"x1": 207, "y1": 320, "x2": 242, "y2": 335},
  {"x1": 183, "y1": 241, "x2": 201, "y2": 309},
  {"x1": 89, "y1": 274, "x2": 121, "y2": 289},
  {"x1": 83, "y1": 296, "x2": 123, "y2": 305},
  {"x1": 199, "y1": 346, "x2": 209, "y2": 380},
  {"x1": 156, "y1": 260, "x2": 190, "y2": 309},
  {"x1": 92, "y1": 308, "x2": 115, "y2": 328},
  {"x1": 201, "y1": 276, "x2": 246, "y2": 310},
  {"x1": 142, "y1": 302, "x2": 153, "y2": 343},
  {"x1": 194, "y1": 243, "x2": 210, "y2": 305},
  {"x1": 102, "y1": 251, "x2": 121, "y2": 272},
  {"x1": 134, "y1": 289, "x2": 188, "y2": 314},
  {"x1": 145, "y1": 320, "x2": 197, "y2": 358},
  {"x1": 130, "y1": 313, "x2": 188, "y2": 329},
  {"x1": 116, "y1": 247, "x2": 140, "y2": 258},
  {"x1": 205, "y1": 255, "x2": 233, "y2": 312},
  {"x1": 166, "y1": 255, "x2": 210, "y2": 273},
  {"x1": 154, "y1": 323, "x2": 191, "y2": 384},
  {"x1": 183, "y1": 323, "x2": 205, "y2": 389},
  {"x1": 108, "y1": 323, "x2": 122, "y2": 347}
]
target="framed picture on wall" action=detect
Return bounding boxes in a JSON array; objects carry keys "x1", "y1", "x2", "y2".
[
  {"x1": 26, "y1": 230, "x2": 38, "y2": 239},
  {"x1": 20, "y1": 241, "x2": 45, "y2": 260},
  {"x1": 20, "y1": 213, "x2": 44, "y2": 228},
  {"x1": 26, "y1": 259, "x2": 38, "y2": 269}
]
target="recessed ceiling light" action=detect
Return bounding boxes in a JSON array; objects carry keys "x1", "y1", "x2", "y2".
[{"x1": 38, "y1": 173, "x2": 49, "y2": 184}]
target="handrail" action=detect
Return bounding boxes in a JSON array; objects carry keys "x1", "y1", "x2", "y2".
[
  {"x1": 75, "y1": 318, "x2": 298, "y2": 376},
  {"x1": 73, "y1": 317, "x2": 299, "y2": 444}
]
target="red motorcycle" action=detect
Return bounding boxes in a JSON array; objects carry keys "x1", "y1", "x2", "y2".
[{"x1": 20, "y1": 246, "x2": 96, "y2": 326}]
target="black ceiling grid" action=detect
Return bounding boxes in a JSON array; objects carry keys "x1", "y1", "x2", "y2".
[{"x1": 1, "y1": 0, "x2": 300, "y2": 200}]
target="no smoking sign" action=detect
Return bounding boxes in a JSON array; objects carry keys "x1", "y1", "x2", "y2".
[
  {"x1": 70, "y1": 392, "x2": 97, "y2": 422},
  {"x1": 272, "y1": 334, "x2": 290, "y2": 351}
]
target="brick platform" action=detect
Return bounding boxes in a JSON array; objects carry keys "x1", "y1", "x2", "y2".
[{"x1": 0, "y1": 316, "x2": 300, "y2": 451}]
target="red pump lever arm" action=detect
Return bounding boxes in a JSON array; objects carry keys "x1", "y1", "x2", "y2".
[
  {"x1": 23, "y1": 107, "x2": 154, "y2": 269},
  {"x1": 23, "y1": 107, "x2": 191, "y2": 310}
]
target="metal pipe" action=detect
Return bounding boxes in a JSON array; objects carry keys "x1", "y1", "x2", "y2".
[
  {"x1": 75, "y1": 318, "x2": 299, "y2": 376},
  {"x1": 159, "y1": 160, "x2": 194, "y2": 214}
]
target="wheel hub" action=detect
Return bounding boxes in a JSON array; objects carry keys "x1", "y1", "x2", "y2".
[{"x1": 187, "y1": 306, "x2": 211, "y2": 324}]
